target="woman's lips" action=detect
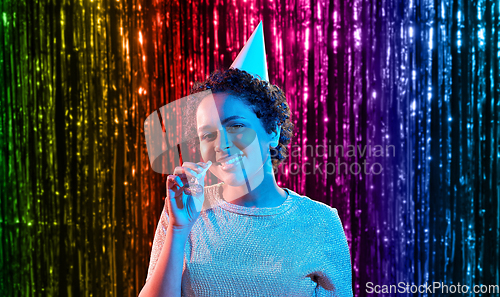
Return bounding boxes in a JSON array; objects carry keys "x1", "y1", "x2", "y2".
[{"x1": 217, "y1": 154, "x2": 244, "y2": 171}]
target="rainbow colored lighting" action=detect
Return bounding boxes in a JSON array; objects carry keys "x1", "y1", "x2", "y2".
[{"x1": 0, "y1": 0, "x2": 498, "y2": 296}]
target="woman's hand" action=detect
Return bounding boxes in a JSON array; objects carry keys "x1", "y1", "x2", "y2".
[{"x1": 166, "y1": 161, "x2": 212, "y2": 232}]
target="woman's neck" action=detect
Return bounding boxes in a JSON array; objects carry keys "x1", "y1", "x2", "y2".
[{"x1": 221, "y1": 165, "x2": 287, "y2": 208}]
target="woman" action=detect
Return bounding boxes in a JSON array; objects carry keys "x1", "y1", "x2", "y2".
[{"x1": 139, "y1": 68, "x2": 352, "y2": 297}]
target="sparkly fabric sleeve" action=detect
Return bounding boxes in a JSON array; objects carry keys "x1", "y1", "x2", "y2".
[
  {"x1": 146, "y1": 204, "x2": 170, "y2": 283},
  {"x1": 315, "y1": 208, "x2": 353, "y2": 297}
]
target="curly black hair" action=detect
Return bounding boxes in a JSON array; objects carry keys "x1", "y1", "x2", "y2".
[{"x1": 184, "y1": 68, "x2": 294, "y2": 171}]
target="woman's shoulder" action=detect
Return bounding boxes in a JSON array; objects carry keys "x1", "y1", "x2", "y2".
[
  {"x1": 285, "y1": 188, "x2": 341, "y2": 223},
  {"x1": 286, "y1": 188, "x2": 338, "y2": 212}
]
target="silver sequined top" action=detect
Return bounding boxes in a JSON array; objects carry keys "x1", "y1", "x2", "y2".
[{"x1": 146, "y1": 183, "x2": 352, "y2": 296}]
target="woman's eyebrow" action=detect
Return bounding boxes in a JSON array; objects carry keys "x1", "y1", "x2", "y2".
[
  {"x1": 197, "y1": 116, "x2": 246, "y2": 133},
  {"x1": 221, "y1": 115, "x2": 246, "y2": 125}
]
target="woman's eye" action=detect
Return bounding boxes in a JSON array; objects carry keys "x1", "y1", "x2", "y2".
[
  {"x1": 227, "y1": 124, "x2": 244, "y2": 132},
  {"x1": 200, "y1": 132, "x2": 216, "y2": 141}
]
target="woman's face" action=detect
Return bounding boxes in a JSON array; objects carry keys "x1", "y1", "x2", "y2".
[{"x1": 196, "y1": 92, "x2": 278, "y2": 187}]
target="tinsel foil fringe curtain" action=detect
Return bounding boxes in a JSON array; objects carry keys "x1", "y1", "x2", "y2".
[{"x1": 0, "y1": 0, "x2": 498, "y2": 296}]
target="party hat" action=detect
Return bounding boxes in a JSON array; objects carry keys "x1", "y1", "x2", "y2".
[{"x1": 230, "y1": 21, "x2": 269, "y2": 81}]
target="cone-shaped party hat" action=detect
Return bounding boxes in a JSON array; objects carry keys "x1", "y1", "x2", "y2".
[{"x1": 230, "y1": 21, "x2": 269, "y2": 81}]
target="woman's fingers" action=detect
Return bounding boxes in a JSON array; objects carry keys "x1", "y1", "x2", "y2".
[
  {"x1": 168, "y1": 162, "x2": 211, "y2": 207},
  {"x1": 173, "y1": 166, "x2": 187, "y2": 176},
  {"x1": 173, "y1": 167, "x2": 189, "y2": 186},
  {"x1": 165, "y1": 163, "x2": 208, "y2": 229},
  {"x1": 167, "y1": 175, "x2": 185, "y2": 205},
  {"x1": 167, "y1": 174, "x2": 184, "y2": 189},
  {"x1": 182, "y1": 161, "x2": 210, "y2": 173},
  {"x1": 173, "y1": 167, "x2": 199, "y2": 185}
]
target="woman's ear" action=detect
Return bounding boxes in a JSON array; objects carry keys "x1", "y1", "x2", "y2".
[{"x1": 270, "y1": 125, "x2": 282, "y2": 148}]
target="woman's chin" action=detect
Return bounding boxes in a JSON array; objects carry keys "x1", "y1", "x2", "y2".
[{"x1": 221, "y1": 170, "x2": 265, "y2": 189}]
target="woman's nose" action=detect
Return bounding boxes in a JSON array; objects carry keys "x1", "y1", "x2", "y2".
[{"x1": 214, "y1": 128, "x2": 233, "y2": 152}]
